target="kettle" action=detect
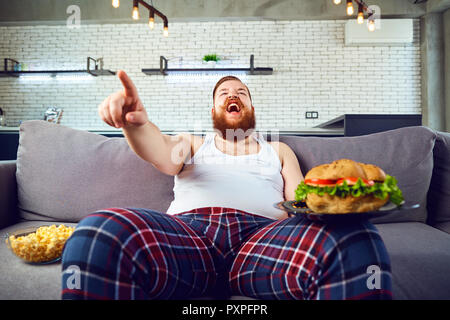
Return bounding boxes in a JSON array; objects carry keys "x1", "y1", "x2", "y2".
[{"x1": 43, "y1": 107, "x2": 63, "y2": 124}]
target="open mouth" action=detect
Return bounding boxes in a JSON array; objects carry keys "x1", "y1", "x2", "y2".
[{"x1": 226, "y1": 103, "x2": 241, "y2": 114}]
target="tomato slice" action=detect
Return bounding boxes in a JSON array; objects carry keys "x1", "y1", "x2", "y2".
[
  {"x1": 336, "y1": 177, "x2": 375, "y2": 186},
  {"x1": 304, "y1": 178, "x2": 337, "y2": 186},
  {"x1": 305, "y1": 177, "x2": 376, "y2": 187}
]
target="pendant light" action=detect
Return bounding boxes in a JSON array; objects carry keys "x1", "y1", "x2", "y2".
[
  {"x1": 132, "y1": 0, "x2": 140, "y2": 20},
  {"x1": 333, "y1": 0, "x2": 377, "y2": 31},
  {"x1": 346, "y1": 0, "x2": 354, "y2": 15},
  {"x1": 112, "y1": 0, "x2": 169, "y2": 36},
  {"x1": 357, "y1": 3, "x2": 364, "y2": 24},
  {"x1": 368, "y1": 13, "x2": 376, "y2": 32},
  {"x1": 149, "y1": 9, "x2": 155, "y2": 29}
]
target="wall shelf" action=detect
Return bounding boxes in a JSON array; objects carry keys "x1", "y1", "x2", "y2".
[
  {"x1": 142, "y1": 55, "x2": 273, "y2": 76},
  {"x1": 0, "y1": 57, "x2": 116, "y2": 78},
  {"x1": 0, "y1": 70, "x2": 116, "y2": 77}
]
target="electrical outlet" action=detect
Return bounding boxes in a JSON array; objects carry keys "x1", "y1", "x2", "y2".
[{"x1": 305, "y1": 111, "x2": 319, "y2": 119}]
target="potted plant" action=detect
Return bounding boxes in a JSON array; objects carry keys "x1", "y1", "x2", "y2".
[{"x1": 202, "y1": 54, "x2": 221, "y2": 68}]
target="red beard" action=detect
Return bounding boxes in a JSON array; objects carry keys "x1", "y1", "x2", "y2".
[{"x1": 212, "y1": 97, "x2": 256, "y2": 141}]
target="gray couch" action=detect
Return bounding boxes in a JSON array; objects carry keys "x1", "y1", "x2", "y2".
[{"x1": 1, "y1": 120, "x2": 449, "y2": 300}]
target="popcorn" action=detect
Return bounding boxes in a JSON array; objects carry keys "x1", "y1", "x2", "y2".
[{"x1": 6, "y1": 225, "x2": 75, "y2": 263}]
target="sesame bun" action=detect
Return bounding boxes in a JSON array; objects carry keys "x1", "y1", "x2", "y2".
[
  {"x1": 325, "y1": 159, "x2": 368, "y2": 180},
  {"x1": 304, "y1": 163, "x2": 330, "y2": 180},
  {"x1": 360, "y1": 163, "x2": 386, "y2": 182}
]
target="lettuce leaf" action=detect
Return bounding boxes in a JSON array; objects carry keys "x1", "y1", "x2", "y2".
[{"x1": 295, "y1": 174, "x2": 404, "y2": 205}]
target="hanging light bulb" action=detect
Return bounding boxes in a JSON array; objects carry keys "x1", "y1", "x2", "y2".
[
  {"x1": 333, "y1": 0, "x2": 342, "y2": 4},
  {"x1": 112, "y1": 0, "x2": 120, "y2": 8},
  {"x1": 357, "y1": 3, "x2": 364, "y2": 24},
  {"x1": 132, "y1": 0, "x2": 140, "y2": 20},
  {"x1": 368, "y1": 18, "x2": 376, "y2": 31},
  {"x1": 148, "y1": 10, "x2": 155, "y2": 29},
  {"x1": 148, "y1": 18, "x2": 154, "y2": 29},
  {"x1": 163, "y1": 21, "x2": 169, "y2": 37},
  {"x1": 132, "y1": 7, "x2": 140, "y2": 20},
  {"x1": 346, "y1": 0, "x2": 354, "y2": 15}
]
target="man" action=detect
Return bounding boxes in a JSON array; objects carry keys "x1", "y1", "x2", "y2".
[{"x1": 61, "y1": 71, "x2": 392, "y2": 300}]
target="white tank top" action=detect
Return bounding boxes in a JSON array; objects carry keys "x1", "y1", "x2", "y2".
[{"x1": 166, "y1": 132, "x2": 287, "y2": 220}]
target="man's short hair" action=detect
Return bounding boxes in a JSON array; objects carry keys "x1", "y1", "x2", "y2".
[{"x1": 212, "y1": 75, "x2": 252, "y2": 104}]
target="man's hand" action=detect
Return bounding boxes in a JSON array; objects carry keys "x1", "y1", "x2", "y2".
[{"x1": 98, "y1": 70, "x2": 149, "y2": 128}]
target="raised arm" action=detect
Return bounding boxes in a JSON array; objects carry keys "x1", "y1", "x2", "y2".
[{"x1": 98, "y1": 70, "x2": 191, "y2": 176}]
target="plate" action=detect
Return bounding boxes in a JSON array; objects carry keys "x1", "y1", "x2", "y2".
[{"x1": 274, "y1": 200, "x2": 420, "y2": 223}]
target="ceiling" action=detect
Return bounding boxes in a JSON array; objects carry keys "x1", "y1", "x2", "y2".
[{"x1": 0, "y1": 0, "x2": 448, "y2": 25}]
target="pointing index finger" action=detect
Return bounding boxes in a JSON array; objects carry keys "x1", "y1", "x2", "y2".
[{"x1": 117, "y1": 70, "x2": 138, "y2": 98}]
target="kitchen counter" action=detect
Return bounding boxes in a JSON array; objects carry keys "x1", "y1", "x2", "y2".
[{"x1": 0, "y1": 127, "x2": 19, "y2": 131}]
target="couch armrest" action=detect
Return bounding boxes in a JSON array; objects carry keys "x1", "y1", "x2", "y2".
[
  {"x1": 0, "y1": 160, "x2": 19, "y2": 229},
  {"x1": 427, "y1": 131, "x2": 450, "y2": 234}
]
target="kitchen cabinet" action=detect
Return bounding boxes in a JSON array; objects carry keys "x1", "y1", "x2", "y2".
[
  {"x1": 0, "y1": 132, "x2": 19, "y2": 160},
  {"x1": 315, "y1": 114, "x2": 422, "y2": 137}
]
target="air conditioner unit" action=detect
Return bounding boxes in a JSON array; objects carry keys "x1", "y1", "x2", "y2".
[{"x1": 345, "y1": 19, "x2": 413, "y2": 46}]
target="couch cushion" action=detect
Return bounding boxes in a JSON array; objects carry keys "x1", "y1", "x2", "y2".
[
  {"x1": 375, "y1": 222, "x2": 450, "y2": 299},
  {"x1": 279, "y1": 126, "x2": 436, "y2": 223},
  {"x1": 16, "y1": 120, "x2": 174, "y2": 222},
  {"x1": 427, "y1": 131, "x2": 450, "y2": 233}
]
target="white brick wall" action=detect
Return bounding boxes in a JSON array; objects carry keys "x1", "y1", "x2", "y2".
[{"x1": 0, "y1": 20, "x2": 421, "y2": 130}]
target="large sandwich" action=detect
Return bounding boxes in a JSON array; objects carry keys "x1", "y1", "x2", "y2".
[{"x1": 295, "y1": 159, "x2": 404, "y2": 214}]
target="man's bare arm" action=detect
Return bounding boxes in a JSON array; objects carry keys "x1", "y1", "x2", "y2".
[
  {"x1": 123, "y1": 123, "x2": 191, "y2": 176},
  {"x1": 279, "y1": 142, "x2": 304, "y2": 201},
  {"x1": 98, "y1": 70, "x2": 191, "y2": 176}
]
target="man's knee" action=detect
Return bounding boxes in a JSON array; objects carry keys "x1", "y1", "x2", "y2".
[
  {"x1": 324, "y1": 221, "x2": 389, "y2": 261},
  {"x1": 63, "y1": 208, "x2": 153, "y2": 261},
  {"x1": 317, "y1": 221, "x2": 392, "y2": 299}
]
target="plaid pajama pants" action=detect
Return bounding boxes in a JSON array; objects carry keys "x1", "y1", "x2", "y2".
[{"x1": 61, "y1": 207, "x2": 392, "y2": 300}]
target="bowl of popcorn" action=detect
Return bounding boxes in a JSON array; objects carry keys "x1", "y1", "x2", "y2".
[{"x1": 5, "y1": 224, "x2": 75, "y2": 264}]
